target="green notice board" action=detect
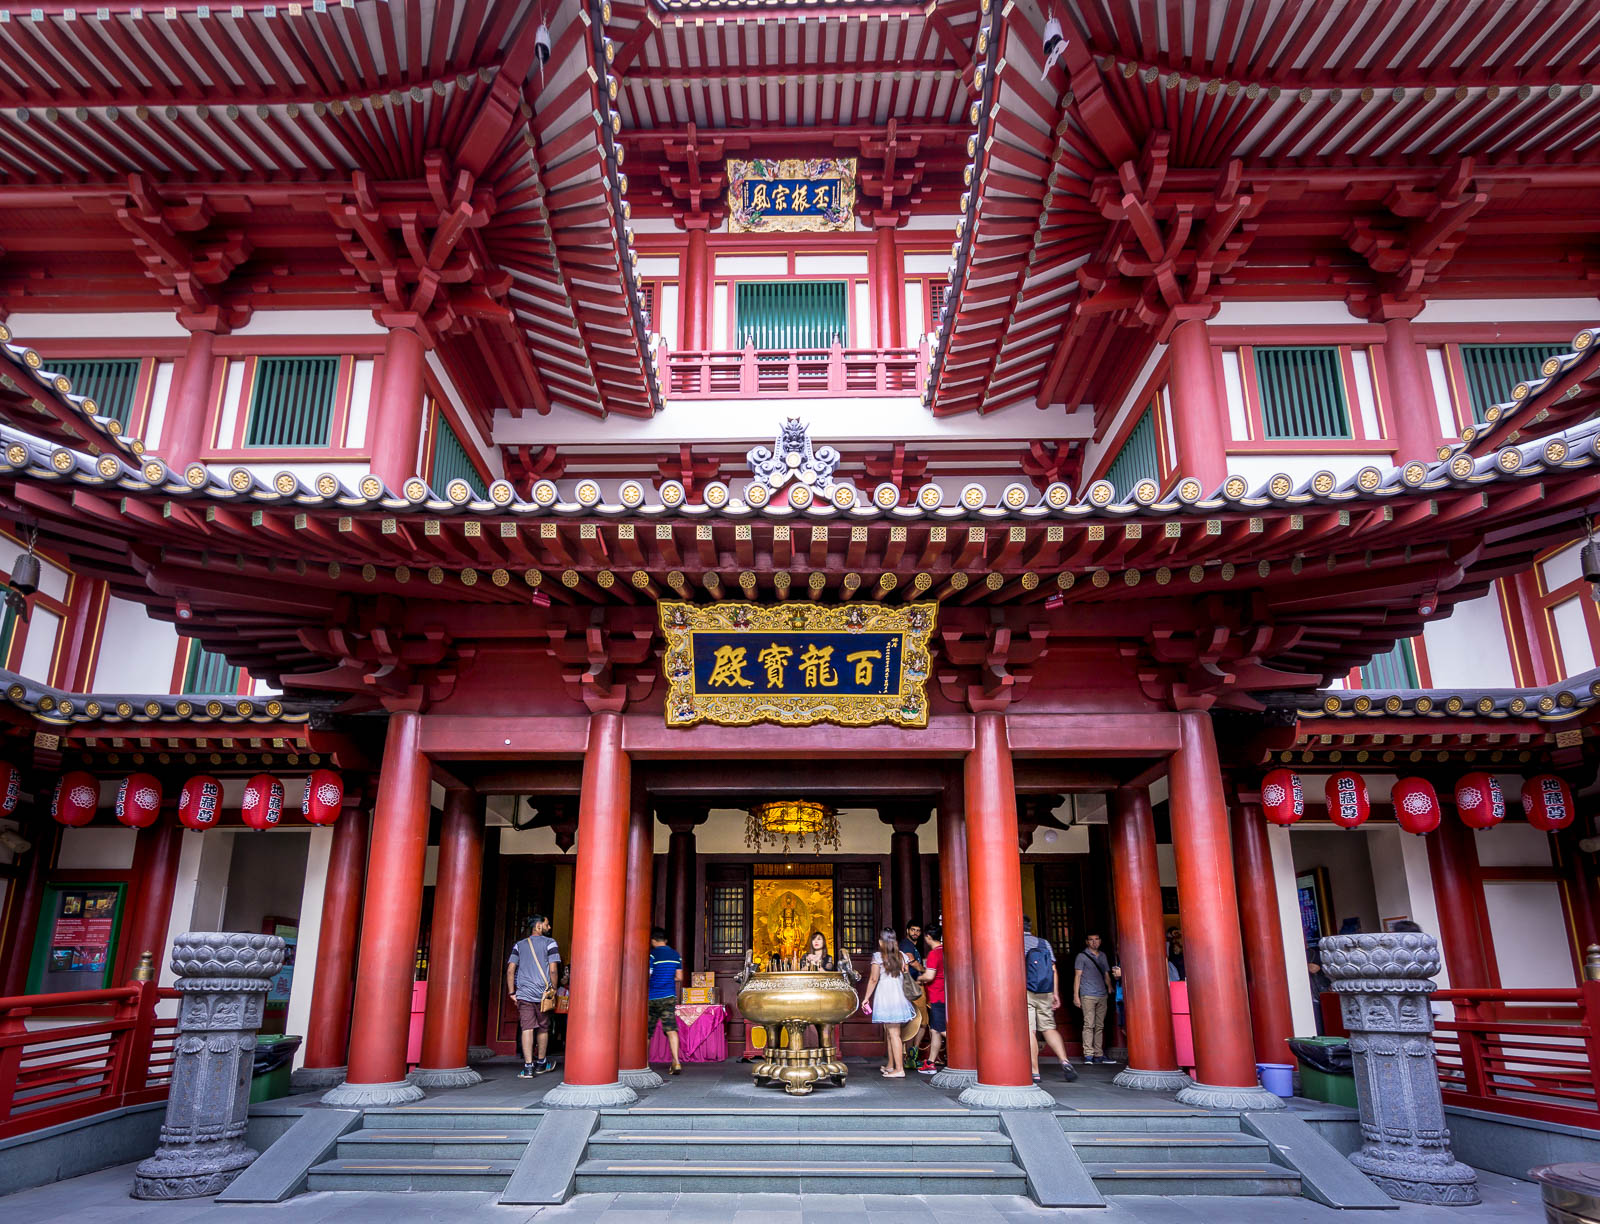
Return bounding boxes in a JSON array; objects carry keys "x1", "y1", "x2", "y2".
[{"x1": 27, "y1": 882, "x2": 127, "y2": 993}]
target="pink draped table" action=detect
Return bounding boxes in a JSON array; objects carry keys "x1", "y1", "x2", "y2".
[{"x1": 648, "y1": 1003, "x2": 728, "y2": 1064}]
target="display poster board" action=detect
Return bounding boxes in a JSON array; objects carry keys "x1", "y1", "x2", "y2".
[
  {"x1": 29, "y1": 883, "x2": 126, "y2": 993},
  {"x1": 266, "y1": 920, "x2": 298, "y2": 1006},
  {"x1": 1296, "y1": 867, "x2": 1333, "y2": 949}
]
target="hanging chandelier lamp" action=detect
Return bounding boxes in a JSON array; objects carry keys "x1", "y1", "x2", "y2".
[{"x1": 746, "y1": 799, "x2": 840, "y2": 854}]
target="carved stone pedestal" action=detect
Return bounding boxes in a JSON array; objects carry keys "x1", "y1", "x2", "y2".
[
  {"x1": 132, "y1": 933, "x2": 286, "y2": 1199},
  {"x1": 1320, "y1": 932, "x2": 1480, "y2": 1205}
]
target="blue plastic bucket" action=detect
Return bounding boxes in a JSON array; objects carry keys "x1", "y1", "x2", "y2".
[{"x1": 1257, "y1": 1062, "x2": 1295, "y2": 1097}]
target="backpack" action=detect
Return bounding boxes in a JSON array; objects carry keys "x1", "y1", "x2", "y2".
[{"x1": 1024, "y1": 939, "x2": 1054, "y2": 993}]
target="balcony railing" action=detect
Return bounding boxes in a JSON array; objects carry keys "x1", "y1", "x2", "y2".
[
  {"x1": 0, "y1": 980, "x2": 179, "y2": 1140},
  {"x1": 661, "y1": 340, "x2": 929, "y2": 398},
  {"x1": 1432, "y1": 980, "x2": 1600, "y2": 1129}
]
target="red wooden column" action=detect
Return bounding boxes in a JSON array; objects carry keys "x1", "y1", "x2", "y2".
[
  {"x1": 618, "y1": 784, "x2": 661, "y2": 1090},
  {"x1": 413, "y1": 788, "x2": 485, "y2": 1088},
  {"x1": 1166, "y1": 318, "x2": 1229, "y2": 494},
  {"x1": 1231, "y1": 800, "x2": 1296, "y2": 1066},
  {"x1": 683, "y1": 218, "x2": 711, "y2": 350},
  {"x1": 960, "y1": 710, "x2": 1053, "y2": 1107},
  {"x1": 368, "y1": 327, "x2": 429, "y2": 490},
  {"x1": 467, "y1": 825, "x2": 500, "y2": 1062},
  {"x1": 1380, "y1": 311, "x2": 1444, "y2": 465},
  {"x1": 323, "y1": 712, "x2": 431, "y2": 1106},
  {"x1": 663, "y1": 807, "x2": 704, "y2": 971},
  {"x1": 161, "y1": 329, "x2": 217, "y2": 466},
  {"x1": 0, "y1": 822, "x2": 55, "y2": 997},
  {"x1": 1168, "y1": 711, "x2": 1284, "y2": 1109},
  {"x1": 121, "y1": 815, "x2": 183, "y2": 982},
  {"x1": 297, "y1": 805, "x2": 370, "y2": 1089},
  {"x1": 880, "y1": 805, "x2": 927, "y2": 929},
  {"x1": 872, "y1": 216, "x2": 903, "y2": 349},
  {"x1": 930, "y1": 772, "x2": 978, "y2": 1089},
  {"x1": 543, "y1": 710, "x2": 638, "y2": 1107},
  {"x1": 1108, "y1": 786, "x2": 1189, "y2": 1091},
  {"x1": 1426, "y1": 816, "x2": 1494, "y2": 988}
]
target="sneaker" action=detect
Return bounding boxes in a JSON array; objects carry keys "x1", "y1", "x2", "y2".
[
  {"x1": 518, "y1": 1064, "x2": 535, "y2": 1079},
  {"x1": 541, "y1": 1058, "x2": 558, "y2": 1074},
  {"x1": 1032, "y1": 1071, "x2": 1040, "y2": 1081},
  {"x1": 917, "y1": 1061, "x2": 938, "y2": 1074},
  {"x1": 1101, "y1": 1055, "x2": 1120, "y2": 1064},
  {"x1": 1062, "y1": 1062, "x2": 1079, "y2": 1082}
]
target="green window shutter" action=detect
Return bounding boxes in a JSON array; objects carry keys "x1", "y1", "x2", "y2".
[
  {"x1": 1254, "y1": 346, "x2": 1352, "y2": 440},
  {"x1": 1360, "y1": 638, "x2": 1419, "y2": 689},
  {"x1": 429, "y1": 414, "x2": 485, "y2": 498},
  {"x1": 1460, "y1": 344, "x2": 1566, "y2": 424},
  {"x1": 735, "y1": 281, "x2": 848, "y2": 350},
  {"x1": 1104, "y1": 407, "x2": 1160, "y2": 496},
  {"x1": 183, "y1": 643, "x2": 241, "y2": 694},
  {"x1": 0, "y1": 601, "x2": 17, "y2": 667},
  {"x1": 50, "y1": 358, "x2": 142, "y2": 428},
  {"x1": 245, "y1": 356, "x2": 339, "y2": 448}
]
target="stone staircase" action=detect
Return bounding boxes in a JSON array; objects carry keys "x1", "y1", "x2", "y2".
[
  {"x1": 1059, "y1": 1108, "x2": 1303, "y2": 1197},
  {"x1": 306, "y1": 1107, "x2": 546, "y2": 1192}
]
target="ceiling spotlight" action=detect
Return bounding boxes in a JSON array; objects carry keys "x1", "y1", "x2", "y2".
[{"x1": 1042, "y1": 16, "x2": 1067, "y2": 72}]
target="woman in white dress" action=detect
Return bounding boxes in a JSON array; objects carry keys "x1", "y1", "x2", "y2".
[{"x1": 862, "y1": 928, "x2": 915, "y2": 1077}]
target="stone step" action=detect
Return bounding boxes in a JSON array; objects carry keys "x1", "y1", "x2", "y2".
[
  {"x1": 586, "y1": 1128, "x2": 1014, "y2": 1162},
  {"x1": 305, "y1": 1158, "x2": 518, "y2": 1192},
  {"x1": 356, "y1": 1107, "x2": 546, "y2": 1130},
  {"x1": 598, "y1": 1106, "x2": 1003, "y2": 1133},
  {"x1": 1055, "y1": 1110, "x2": 1241, "y2": 1133},
  {"x1": 1065, "y1": 1132, "x2": 1274, "y2": 1164},
  {"x1": 1079, "y1": 1162, "x2": 1303, "y2": 1196},
  {"x1": 573, "y1": 1158, "x2": 1031, "y2": 1195},
  {"x1": 337, "y1": 1130, "x2": 534, "y2": 1160}
]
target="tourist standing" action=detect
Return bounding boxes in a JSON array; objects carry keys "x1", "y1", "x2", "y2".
[
  {"x1": 506, "y1": 913, "x2": 561, "y2": 1078},
  {"x1": 1023, "y1": 917, "x2": 1078, "y2": 1082},
  {"x1": 1166, "y1": 928, "x2": 1186, "y2": 980},
  {"x1": 1073, "y1": 932, "x2": 1120, "y2": 1064},
  {"x1": 917, "y1": 924, "x2": 946, "y2": 1073},
  {"x1": 648, "y1": 927, "x2": 684, "y2": 1075},
  {"x1": 862, "y1": 928, "x2": 916, "y2": 1077}
]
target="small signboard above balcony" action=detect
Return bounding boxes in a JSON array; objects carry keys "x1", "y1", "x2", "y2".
[{"x1": 727, "y1": 158, "x2": 857, "y2": 233}]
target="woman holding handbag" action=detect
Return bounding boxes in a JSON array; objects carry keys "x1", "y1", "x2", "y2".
[{"x1": 861, "y1": 928, "x2": 917, "y2": 1077}]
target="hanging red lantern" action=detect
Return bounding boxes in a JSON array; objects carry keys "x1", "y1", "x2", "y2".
[
  {"x1": 1325, "y1": 771, "x2": 1371, "y2": 829},
  {"x1": 241, "y1": 774, "x2": 284, "y2": 832},
  {"x1": 301, "y1": 768, "x2": 344, "y2": 826},
  {"x1": 1260, "y1": 768, "x2": 1305, "y2": 825},
  {"x1": 51, "y1": 771, "x2": 98, "y2": 827},
  {"x1": 178, "y1": 775, "x2": 223, "y2": 830},
  {"x1": 0, "y1": 761, "x2": 19, "y2": 816},
  {"x1": 1455, "y1": 773, "x2": 1505, "y2": 830},
  {"x1": 1392, "y1": 776, "x2": 1442, "y2": 836},
  {"x1": 1522, "y1": 775, "x2": 1576, "y2": 832},
  {"x1": 115, "y1": 773, "x2": 163, "y2": 829}
]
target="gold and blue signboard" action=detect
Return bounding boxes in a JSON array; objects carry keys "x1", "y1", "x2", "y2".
[
  {"x1": 727, "y1": 158, "x2": 857, "y2": 233},
  {"x1": 660, "y1": 601, "x2": 935, "y2": 728}
]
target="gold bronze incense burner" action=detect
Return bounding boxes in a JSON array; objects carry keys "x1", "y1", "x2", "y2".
[{"x1": 736, "y1": 959, "x2": 860, "y2": 1095}]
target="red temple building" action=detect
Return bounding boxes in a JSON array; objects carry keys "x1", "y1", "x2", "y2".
[{"x1": 0, "y1": 0, "x2": 1597, "y2": 1203}]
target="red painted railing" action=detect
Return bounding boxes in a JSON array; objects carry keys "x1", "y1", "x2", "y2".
[
  {"x1": 662, "y1": 340, "x2": 929, "y2": 398},
  {"x1": 0, "y1": 980, "x2": 179, "y2": 1140},
  {"x1": 1432, "y1": 981, "x2": 1600, "y2": 1129}
]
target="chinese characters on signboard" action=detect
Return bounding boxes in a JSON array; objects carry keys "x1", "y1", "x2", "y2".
[
  {"x1": 660, "y1": 601, "x2": 936, "y2": 728},
  {"x1": 727, "y1": 158, "x2": 857, "y2": 233}
]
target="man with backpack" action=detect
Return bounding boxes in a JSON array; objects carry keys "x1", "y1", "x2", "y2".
[{"x1": 1022, "y1": 916, "x2": 1078, "y2": 1082}]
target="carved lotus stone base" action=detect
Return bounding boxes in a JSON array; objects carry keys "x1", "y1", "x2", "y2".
[
  {"x1": 928, "y1": 1065, "x2": 977, "y2": 1090},
  {"x1": 620, "y1": 1065, "x2": 664, "y2": 1090},
  {"x1": 467, "y1": 1046, "x2": 497, "y2": 1065},
  {"x1": 409, "y1": 1065, "x2": 484, "y2": 1089},
  {"x1": 1177, "y1": 1080, "x2": 1287, "y2": 1110},
  {"x1": 132, "y1": 1141, "x2": 258, "y2": 1199},
  {"x1": 959, "y1": 1081, "x2": 1056, "y2": 1109},
  {"x1": 289, "y1": 1065, "x2": 347, "y2": 1092},
  {"x1": 541, "y1": 1079, "x2": 639, "y2": 1109},
  {"x1": 322, "y1": 1077, "x2": 425, "y2": 1107},
  {"x1": 1353, "y1": 1152, "x2": 1482, "y2": 1205},
  {"x1": 1114, "y1": 1066, "x2": 1194, "y2": 1093}
]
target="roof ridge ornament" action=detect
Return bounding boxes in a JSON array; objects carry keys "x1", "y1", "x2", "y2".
[{"x1": 747, "y1": 417, "x2": 840, "y2": 495}]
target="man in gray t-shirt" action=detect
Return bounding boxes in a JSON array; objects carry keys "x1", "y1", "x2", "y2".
[
  {"x1": 1073, "y1": 933, "x2": 1120, "y2": 1063},
  {"x1": 506, "y1": 914, "x2": 562, "y2": 1077}
]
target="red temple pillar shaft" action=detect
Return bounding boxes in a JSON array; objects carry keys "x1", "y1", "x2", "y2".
[
  {"x1": 368, "y1": 327, "x2": 428, "y2": 490},
  {"x1": 1231, "y1": 801, "x2": 1296, "y2": 1066},
  {"x1": 0, "y1": 825, "x2": 54, "y2": 997},
  {"x1": 936, "y1": 774, "x2": 978, "y2": 1083},
  {"x1": 415, "y1": 789, "x2": 484, "y2": 1084},
  {"x1": 1166, "y1": 319, "x2": 1228, "y2": 493},
  {"x1": 122, "y1": 816, "x2": 183, "y2": 979},
  {"x1": 963, "y1": 711, "x2": 1035, "y2": 1093},
  {"x1": 1169, "y1": 712, "x2": 1275, "y2": 1101},
  {"x1": 873, "y1": 219, "x2": 902, "y2": 348},
  {"x1": 1381, "y1": 314, "x2": 1443, "y2": 464},
  {"x1": 683, "y1": 220, "x2": 711, "y2": 350},
  {"x1": 326, "y1": 712, "x2": 430, "y2": 1104},
  {"x1": 467, "y1": 827, "x2": 500, "y2": 1055},
  {"x1": 618, "y1": 786, "x2": 656, "y2": 1084},
  {"x1": 548, "y1": 711, "x2": 636, "y2": 1104},
  {"x1": 162, "y1": 329, "x2": 216, "y2": 466},
  {"x1": 1427, "y1": 816, "x2": 1494, "y2": 988},
  {"x1": 887, "y1": 813, "x2": 922, "y2": 930},
  {"x1": 302, "y1": 805, "x2": 370, "y2": 1074},
  {"x1": 665, "y1": 815, "x2": 698, "y2": 971},
  {"x1": 1108, "y1": 786, "x2": 1184, "y2": 1084},
  {"x1": 1556, "y1": 829, "x2": 1600, "y2": 954}
]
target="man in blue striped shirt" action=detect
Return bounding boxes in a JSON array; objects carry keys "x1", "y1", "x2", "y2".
[{"x1": 648, "y1": 927, "x2": 684, "y2": 1075}]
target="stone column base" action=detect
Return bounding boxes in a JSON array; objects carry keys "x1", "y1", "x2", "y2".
[
  {"x1": 409, "y1": 1065, "x2": 484, "y2": 1089},
  {"x1": 1113, "y1": 1066, "x2": 1193, "y2": 1093},
  {"x1": 541, "y1": 1079, "x2": 639, "y2": 1109},
  {"x1": 133, "y1": 1141, "x2": 257, "y2": 1199},
  {"x1": 959, "y1": 1081, "x2": 1056, "y2": 1109},
  {"x1": 1176, "y1": 1080, "x2": 1286, "y2": 1111},
  {"x1": 467, "y1": 1046, "x2": 497, "y2": 1065},
  {"x1": 289, "y1": 1065, "x2": 347, "y2": 1092},
  {"x1": 321, "y1": 1077, "x2": 426, "y2": 1107},
  {"x1": 1352, "y1": 1152, "x2": 1480, "y2": 1205},
  {"x1": 929, "y1": 1065, "x2": 977, "y2": 1090},
  {"x1": 620, "y1": 1065, "x2": 664, "y2": 1090}
]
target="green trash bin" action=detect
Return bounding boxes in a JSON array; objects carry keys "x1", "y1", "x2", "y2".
[
  {"x1": 249, "y1": 1034, "x2": 302, "y2": 1103},
  {"x1": 1291, "y1": 1036, "x2": 1357, "y2": 1108}
]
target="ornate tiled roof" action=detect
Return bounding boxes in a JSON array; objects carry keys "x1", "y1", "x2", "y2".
[
  {"x1": 1453, "y1": 323, "x2": 1600, "y2": 458},
  {"x1": 0, "y1": 669, "x2": 314, "y2": 728},
  {"x1": 0, "y1": 322, "x2": 144, "y2": 461},
  {"x1": 1277, "y1": 667, "x2": 1600, "y2": 726}
]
